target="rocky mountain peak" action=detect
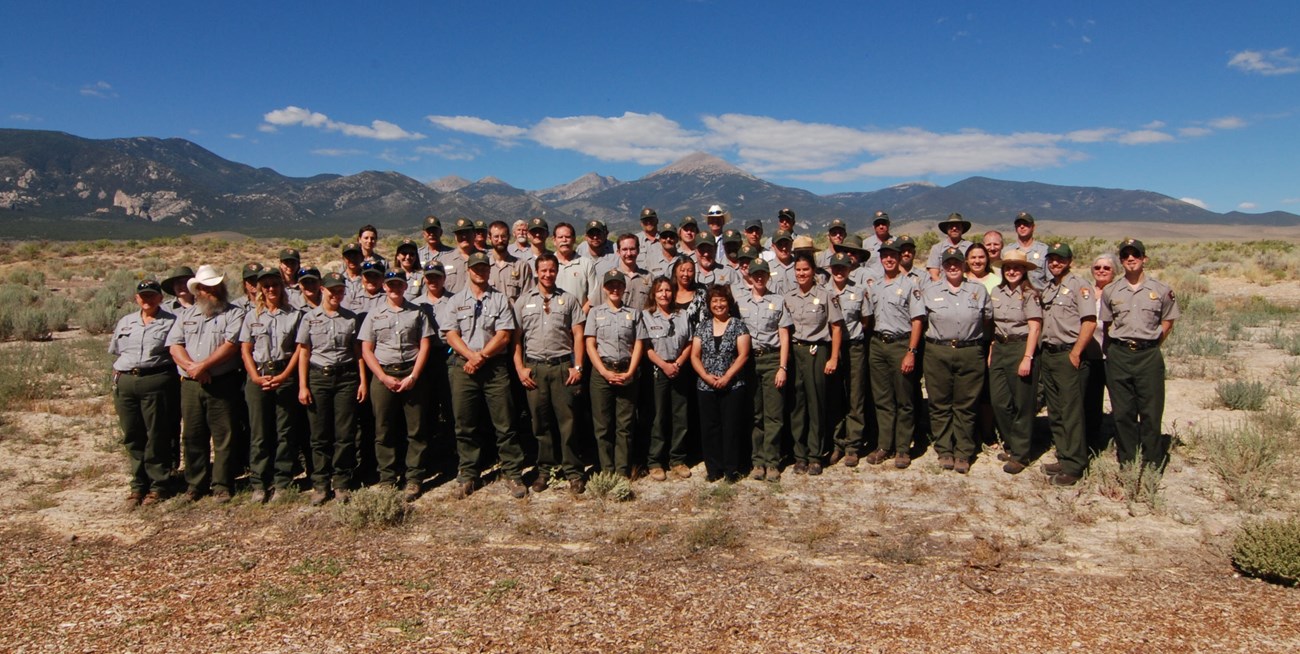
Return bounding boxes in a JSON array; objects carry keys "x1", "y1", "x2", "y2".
[
  {"x1": 429, "y1": 175, "x2": 471, "y2": 192},
  {"x1": 646, "y1": 152, "x2": 755, "y2": 179},
  {"x1": 533, "y1": 172, "x2": 622, "y2": 202}
]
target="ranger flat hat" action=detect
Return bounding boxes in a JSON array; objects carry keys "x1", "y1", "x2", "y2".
[
  {"x1": 999, "y1": 249, "x2": 1039, "y2": 271},
  {"x1": 829, "y1": 252, "x2": 855, "y2": 268},
  {"x1": 1119, "y1": 238, "x2": 1146, "y2": 258},
  {"x1": 938, "y1": 213, "x2": 972, "y2": 234},
  {"x1": 792, "y1": 235, "x2": 819, "y2": 253},
  {"x1": 834, "y1": 234, "x2": 870, "y2": 260}
]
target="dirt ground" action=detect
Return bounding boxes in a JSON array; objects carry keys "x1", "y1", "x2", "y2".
[{"x1": 2, "y1": 244, "x2": 1299, "y2": 651}]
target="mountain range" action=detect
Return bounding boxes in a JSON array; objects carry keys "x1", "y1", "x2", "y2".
[{"x1": 1, "y1": 128, "x2": 1296, "y2": 239}]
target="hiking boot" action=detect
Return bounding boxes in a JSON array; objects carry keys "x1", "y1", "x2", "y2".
[
  {"x1": 1042, "y1": 462, "x2": 1063, "y2": 475},
  {"x1": 569, "y1": 478, "x2": 586, "y2": 496},
  {"x1": 843, "y1": 452, "x2": 860, "y2": 468},
  {"x1": 141, "y1": 491, "x2": 164, "y2": 507},
  {"x1": 954, "y1": 459, "x2": 970, "y2": 474},
  {"x1": 650, "y1": 467, "x2": 667, "y2": 482},
  {"x1": 671, "y1": 464, "x2": 692, "y2": 479},
  {"x1": 310, "y1": 489, "x2": 328, "y2": 506},
  {"x1": 894, "y1": 453, "x2": 912, "y2": 469},
  {"x1": 334, "y1": 488, "x2": 351, "y2": 504},
  {"x1": 938, "y1": 455, "x2": 955, "y2": 470},
  {"x1": 749, "y1": 467, "x2": 766, "y2": 481},
  {"x1": 829, "y1": 449, "x2": 844, "y2": 466},
  {"x1": 808, "y1": 462, "x2": 824, "y2": 476},
  {"x1": 865, "y1": 449, "x2": 891, "y2": 465},
  {"x1": 531, "y1": 473, "x2": 549, "y2": 493},
  {"x1": 455, "y1": 480, "x2": 477, "y2": 499},
  {"x1": 792, "y1": 462, "x2": 809, "y2": 475},
  {"x1": 508, "y1": 478, "x2": 528, "y2": 499},
  {"x1": 1002, "y1": 460, "x2": 1027, "y2": 475},
  {"x1": 1050, "y1": 473, "x2": 1081, "y2": 487},
  {"x1": 766, "y1": 466, "x2": 782, "y2": 482},
  {"x1": 997, "y1": 451, "x2": 1012, "y2": 462},
  {"x1": 403, "y1": 482, "x2": 422, "y2": 503},
  {"x1": 249, "y1": 489, "x2": 268, "y2": 504},
  {"x1": 212, "y1": 489, "x2": 232, "y2": 504}
]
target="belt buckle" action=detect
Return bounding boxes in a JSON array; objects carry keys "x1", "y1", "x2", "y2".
[{"x1": 1127, "y1": 340, "x2": 1141, "y2": 351}]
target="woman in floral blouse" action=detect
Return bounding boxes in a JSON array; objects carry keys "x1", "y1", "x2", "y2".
[{"x1": 690, "y1": 285, "x2": 751, "y2": 482}]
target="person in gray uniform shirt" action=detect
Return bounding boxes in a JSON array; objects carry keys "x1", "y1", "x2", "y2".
[
  {"x1": 340, "y1": 242, "x2": 366, "y2": 299},
  {"x1": 585, "y1": 269, "x2": 646, "y2": 478},
  {"x1": 863, "y1": 237, "x2": 925, "y2": 469},
  {"x1": 394, "y1": 239, "x2": 427, "y2": 302},
  {"x1": 345, "y1": 260, "x2": 388, "y2": 317},
  {"x1": 234, "y1": 262, "x2": 264, "y2": 312},
  {"x1": 1100, "y1": 238, "x2": 1180, "y2": 473},
  {"x1": 767, "y1": 230, "x2": 797, "y2": 295},
  {"x1": 437, "y1": 217, "x2": 480, "y2": 294},
  {"x1": 641, "y1": 275, "x2": 694, "y2": 481},
  {"x1": 161, "y1": 266, "x2": 195, "y2": 313},
  {"x1": 522, "y1": 216, "x2": 552, "y2": 268},
  {"x1": 925, "y1": 213, "x2": 976, "y2": 282},
  {"x1": 296, "y1": 267, "x2": 323, "y2": 310},
  {"x1": 644, "y1": 223, "x2": 681, "y2": 279},
  {"x1": 488, "y1": 220, "x2": 535, "y2": 304},
  {"x1": 414, "y1": 261, "x2": 455, "y2": 472},
  {"x1": 677, "y1": 216, "x2": 701, "y2": 262},
  {"x1": 815, "y1": 219, "x2": 850, "y2": 272},
  {"x1": 578, "y1": 219, "x2": 617, "y2": 264},
  {"x1": 593, "y1": 233, "x2": 653, "y2": 313},
  {"x1": 737, "y1": 259, "x2": 792, "y2": 481},
  {"x1": 986, "y1": 250, "x2": 1042, "y2": 475},
  {"x1": 637, "y1": 208, "x2": 660, "y2": 256},
  {"x1": 240, "y1": 269, "x2": 306, "y2": 503},
  {"x1": 166, "y1": 264, "x2": 245, "y2": 503},
  {"x1": 508, "y1": 219, "x2": 532, "y2": 260},
  {"x1": 694, "y1": 234, "x2": 739, "y2": 289},
  {"x1": 920, "y1": 248, "x2": 992, "y2": 474},
  {"x1": 278, "y1": 249, "x2": 306, "y2": 309},
  {"x1": 359, "y1": 270, "x2": 434, "y2": 501},
  {"x1": 112, "y1": 279, "x2": 179, "y2": 508},
  {"x1": 553, "y1": 222, "x2": 598, "y2": 315},
  {"x1": 784, "y1": 254, "x2": 844, "y2": 475},
  {"x1": 357, "y1": 224, "x2": 385, "y2": 266},
  {"x1": 1005, "y1": 212, "x2": 1050, "y2": 288},
  {"x1": 513, "y1": 253, "x2": 587, "y2": 494},
  {"x1": 825, "y1": 252, "x2": 872, "y2": 467},
  {"x1": 296, "y1": 272, "x2": 366, "y2": 505},
  {"x1": 445, "y1": 252, "x2": 529, "y2": 499},
  {"x1": 1037, "y1": 242, "x2": 1097, "y2": 486},
  {"x1": 417, "y1": 215, "x2": 455, "y2": 265}
]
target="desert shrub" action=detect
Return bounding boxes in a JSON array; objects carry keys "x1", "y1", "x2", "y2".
[
  {"x1": 1232, "y1": 518, "x2": 1300, "y2": 586},
  {"x1": 0, "y1": 343, "x2": 67, "y2": 405},
  {"x1": 684, "y1": 515, "x2": 741, "y2": 552},
  {"x1": 1165, "y1": 331, "x2": 1228, "y2": 358},
  {"x1": 1197, "y1": 421, "x2": 1286, "y2": 511},
  {"x1": 1086, "y1": 451, "x2": 1164, "y2": 513},
  {"x1": 586, "y1": 471, "x2": 633, "y2": 501},
  {"x1": 77, "y1": 288, "x2": 134, "y2": 335},
  {"x1": 0, "y1": 283, "x2": 39, "y2": 307},
  {"x1": 8, "y1": 306, "x2": 53, "y2": 341},
  {"x1": 42, "y1": 295, "x2": 73, "y2": 332},
  {"x1": 1266, "y1": 330, "x2": 1300, "y2": 356},
  {"x1": 6, "y1": 269, "x2": 46, "y2": 288},
  {"x1": 1216, "y1": 379, "x2": 1271, "y2": 411},
  {"x1": 332, "y1": 486, "x2": 410, "y2": 529}
]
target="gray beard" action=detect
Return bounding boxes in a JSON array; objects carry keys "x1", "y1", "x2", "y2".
[{"x1": 198, "y1": 296, "x2": 227, "y2": 317}]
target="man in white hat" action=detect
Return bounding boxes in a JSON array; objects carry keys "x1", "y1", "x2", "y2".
[
  {"x1": 704, "y1": 204, "x2": 728, "y2": 239},
  {"x1": 166, "y1": 264, "x2": 246, "y2": 503}
]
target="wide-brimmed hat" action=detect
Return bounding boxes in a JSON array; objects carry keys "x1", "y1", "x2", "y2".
[
  {"x1": 937, "y1": 212, "x2": 972, "y2": 234},
  {"x1": 705, "y1": 205, "x2": 727, "y2": 221},
  {"x1": 160, "y1": 266, "x2": 195, "y2": 296},
  {"x1": 1000, "y1": 249, "x2": 1039, "y2": 271},
  {"x1": 186, "y1": 264, "x2": 225, "y2": 295},
  {"x1": 833, "y1": 234, "x2": 870, "y2": 260},
  {"x1": 792, "y1": 235, "x2": 819, "y2": 253}
]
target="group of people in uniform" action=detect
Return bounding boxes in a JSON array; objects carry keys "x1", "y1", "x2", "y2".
[{"x1": 110, "y1": 208, "x2": 1179, "y2": 508}]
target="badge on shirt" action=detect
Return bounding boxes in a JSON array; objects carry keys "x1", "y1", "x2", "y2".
[
  {"x1": 1081, "y1": 288, "x2": 1090, "y2": 299},
  {"x1": 1061, "y1": 287, "x2": 1070, "y2": 295},
  {"x1": 626, "y1": 313, "x2": 632, "y2": 321},
  {"x1": 812, "y1": 298, "x2": 820, "y2": 305},
  {"x1": 557, "y1": 298, "x2": 565, "y2": 305},
  {"x1": 768, "y1": 302, "x2": 775, "y2": 310},
  {"x1": 1032, "y1": 252, "x2": 1041, "y2": 259},
  {"x1": 1149, "y1": 292, "x2": 1158, "y2": 300}
]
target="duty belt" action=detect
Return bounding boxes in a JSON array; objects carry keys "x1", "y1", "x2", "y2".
[
  {"x1": 752, "y1": 346, "x2": 778, "y2": 356},
  {"x1": 874, "y1": 332, "x2": 908, "y2": 344},
  {"x1": 117, "y1": 364, "x2": 174, "y2": 377},
  {"x1": 310, "y1": 363, "x2": 356, "y2": 376},
  {"x1": 526, "y1": 355, "x2": 571, "y2": 366},
  {"x1": 994, "y1": 333, "x2": 1029, "y2": 344},
  {"x1": 381, "y1": 363, "x2": 415, "y2": 376},
  {"x1": 925, "y1": 337, "x2": 982, "y2": 348},
  {"x1": 600, "y1": 358, "x2": 630, "y2": 372},
  {"x1": 1113, "y1": 338, "x2": 1159, "y2": 351},
  {"x1": 258, "y1": 359, "x2": 293, "y2": 375},
  {"x1": 1040, "y1": 341, "x2": 1073, "y2": 354},
  {"x1": 792, "y1": 339, "x2": 829, "y2": 346}
]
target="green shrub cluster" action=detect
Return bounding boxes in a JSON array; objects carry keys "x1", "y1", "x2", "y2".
[
  {"x1": 1232, "y1": 518, "x2": 1300, "y2": 586},
  {"x1": 1215, "y1": 379, "x2": 1271, "y2": 411},
  {"x1": 586, "y1": 471, "x2": 633, "y2": 501},
  {"x1": 332, "y1": 486, "x2": 410, "y2": 529}
]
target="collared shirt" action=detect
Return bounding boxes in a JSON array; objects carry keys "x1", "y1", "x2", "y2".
[
  {"x1": 920, "y1": 279, "x2": 991, "y2": 342},
  {"x1": 1100, "y1": 276, "x2": 1180, "y2": 341},
  {"x1": 435, "y1": 249, "x2": 475, "y2": 294},
  {"x1": 769, "y1": 258, "x2": 797, "y2": 296},
  {"x1": 295, "y1": 306, "x2": 361, "y2": 368},
  {"x1": 696, "y1": 263, "x2": 739, "y2": 289},
  {"x1": 1041, "y1": 273, "x2": 1096, "y2": 346},
  {"x1": 357, "y1": 300, "x2": 434, "y2": 366},
  {"x1": 344, "y1": 289, "x2": 385, "y2": 318},
  {"x1": 593, "y1": 265, "x2": 653, "y2": 312},
  {"x1": 784, "y1": 284, "x2": 844, "y2": 342},
  {"x1": 925, "y1": 239, "x2": 974, "y2": 270},
  {"x1": 110, "y1": 309, "x2": 177, "y2": 371},
  {"x1": 865, "y1": 272, "x2": 924, "y2": 336},
  {"x1": 1006, "y1": 240, "x2": 1050, "y2": 287},
  {"x1": 826, "y1": 279, "x2": 869, "y2": 341},
  {"x1": 990, "y1": 284, "x2": 1043, "y2": 339},
  {"x1": 737, "y1": 292, "x2": 793, "y2": 350},
  {"x1": 402, "y1": 273, "x2": 427, "y2": 303},
  {"x1": 640, "y1": 308, "x2": 692, "y2": 360},
  {"x1": 489, "y1": 252, "x2": 536, "y2": 305},
  {"x1": 507, "y1": 242, "x2": 532, "y2": 260},
  {"x1": 417, "y1": 242, "x2": 454, "y2": 270},
  {"x1": 643, "y1": 248, "x2": 681, "y2": 279},
  {"x1": 637, "y1": 232, "x2": 658, "y2": 256},
  {"x1": 446, "y1": 287, "x2": 516, "y2": 352},
  {"x1": 516, "y1": 287, "x2": 585, "y2": 360},
  {"x1": 587, "y1": 303, "x2": 645, "y2": 361},
  {"x1": 284, "y1": 287, "x2": 306, "y2": 310},
  {"x1": 415, "y1": 293, "x2": 455, "y2": 340},
  {"x1": 239, "y1": 305, "x2": 303, "y2": 365},
  {"x1": 554, "y1": 254, "x2": 597, "y2": 309},
  {"x1": 576, "y1": 240, "x2": 615, "y2": 261},
  {"x1": 166, "y1": 304, "x2": 245, "y2": 377}
]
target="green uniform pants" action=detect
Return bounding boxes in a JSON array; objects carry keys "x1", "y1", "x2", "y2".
[
  {"x1": 647, "y1": 366, "x2": 692, "y2": 469},
  {"x1": 449, "y1": 356, "x2": 525, "y2": 483},
  {"x1": 180, "y1": 371, "x2": 244, "y2": 494},
  {"x1": 524, "y1": 360, "x2": 582, "y2": 480},
  {"x1": 114, "y1": 371, "x2": 179, "y2": 494},
  {"x1": 1041, "y1": 350, "x2": 1090, "y2": 477},
  {"x1": 305, "y1": 368, "x2": 359, "y2": 491},
  {"x1": 830, "y1": 340, "x2": 870, "y2": 455},
  {"x1": 1107, "y1": 346, "x2": 1168, "y2": 470},
  {"x1": 749, "y1": 350, "x2": 786, "y2": 468},
  {"x1": 923, "y1": 344, "x2": 984, "y2": 461},
  {"x1": 790, "y1": 342, "x2": 829, "y2": 464},
  {"x1": 869, "y1": 338, "x2": 916, "y2": 456},
  {"x1": 1083, "y1": 356, "x2": 1108, "y2": 456},
  {"x1": 369, "y1": 366, "x2": 430, "y2": 486},
  {"x1": 589, "y1": 365, "x2": 639, "y2": 476},
  {"x1": 988, "y1": 342, "x2": 1038, "y2": 463},
  {"x1": 246, "y1": 373, "x2": 307, "y2": 490}
]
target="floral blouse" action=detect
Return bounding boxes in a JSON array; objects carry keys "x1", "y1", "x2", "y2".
[{"x1": 694, "y1": 317, "x2": 748, "y2": 392}]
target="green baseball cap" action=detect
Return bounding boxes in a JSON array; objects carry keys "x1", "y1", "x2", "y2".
[
  {"x1": 451, "y1": 217, "x2": 476, "y2": 234},
  {"x1": 696, "y1": 234, "x2": 717, "y2": 249},
  {"x1": 423, "y1": 215, "x2": 442, "y2": 231},
  {"x1": 321, "y1": 272, "x2": 347, "y2": 288},
  {"x1": 828, "y1": 218, "x2": 848, "y2": 233},
  {"x1": 736, "y1": 244, "x2": 762, "y2": 262},
  {"x1": 585, "y1": 220, "x2": 607, "y2": 234},
  {"x1": 747, "y1": 258, "x2": 770, "y2": 275},
  {"x1": 940, "y1": 247, "x2": 966, "y2": 264},
  {"x1": 1014, "y1": 211, "x2": 1036, "y2": 226},
  {"x1": 422, "y1": 261, "x2": 446, "y2": 278},
  {"x1": 602, "y1": 269, "x2": 626, "y2": 286},
  {"x1": 279, "y1": 248, "x2": 301, "y2": 262},
  {"x1": 1119, "y1": 238, "x2": 1146, "y2": 257},
  {"x1": 467, "y1": 252, "x2": 490, "y2": 267},
  {"x1": 640, "y1": 208, "x2": 658, "y2": 222},
  {"x1": 135, "y1": 279, "x2": 163, "y2": 295},
  {"x1": 242, "y1": 262, "x2": 266, "y2": 281},
  {"x1": 297, "y1": 267, "x2": 322, "y2": 282},
  {"x1": 722, "y1": 229, "x2": 742, "y2": 246},
  {"x1": 528, "y1": 216, "x2": 549, "y2": 233},
  {"x1": 772, "y1": 229, "x2": 794, "y2": 244},
  {"x1": 1046, "y1": 242, "x2": 1074, "y2": 258},
  {"x1": 678, "y1": 215, "x2": 699, "y2": 230},
  {"x1": 829, "y1": 252, "x2": 855, "y2": 268}
]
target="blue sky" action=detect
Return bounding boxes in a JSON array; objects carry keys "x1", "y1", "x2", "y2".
[{"x1": 3, "y1": 1, "x2": 1298, "y2": 214}]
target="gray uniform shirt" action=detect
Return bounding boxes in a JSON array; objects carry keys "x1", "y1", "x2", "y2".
[
  {"x1": 344, "y1": 288, "x2": 386, "y2": 318},
  {"x1": 415, "y1": 293, "x2": 454, "y2": 339},
  {"x1": 737, "y1": 292, "x2": 793, "y2": 351},
  {"x1": 166, "y1": 304, "x2": 245, "y2": 377},
  {"x1": 1100, "y1": 277, "x2": 1180, "y2": 341},
  {"x1": 446, "y1": 287, "x2": 516, "y2": 352},
  {"x1": 239, "y1": 305, "x2": 303, "y2": 365},
  {"x1": 1006, "y1": 240, "x2": 1050, "y2": 287},
  {"x1": 925, "y1": 239, "x2": 974, "y2": 270},
  {"x1": 418, "y1": 242, "x2": 454, "y2": 267},
  {"x1": 592, "y1": 266, "x2": 653, "y2": 313},
  {"x1": 644, "y1": 248, "x2": 680, "y2": 279},
  {"x1": 1040, "y1": 273, "x2": 1096, "y2": 346},
  {"x1": 769, "y1": 258, "x2": 797, "y2": 296},
  {"x1": 555, "y1": 254, "x2": 597, "y2": 308},
  {"x1": 784, "y1": 285, "x2": 844, "y2": 342},
  {"x1": 990, "y1": 284, "x2": 1043, "y2": 339},
  {"x1": 641, "y1": 308, "x2": 692, "y2": 361},
  {"x1": 826, "y1": 280, "x2": 869, "y2": 341},
  {"x1": 435, "y1": 250, "x2": 474, "y2": 294},
  {"x1": 865, "y1": 273, "x2": 924, "y2": 337},
  {"x1": 110, "y1": 309, "x2": 177, "y2": 371},
  {"x1": 696, "y1": 263, "x2": 739, "y2": 289},
  {"x1": 358, "y1": 300, "x2": 434, "y2": 366},
  {"x1": 920, "y1": 279, "x2": 991, "y2": 342},
  {"x1": 489, "y1": 254, "x2": 536, "y2": 305},
  {"x1": 295, "y1": 306, "x2": 361, "y2": 368},
  {"x1": 587, "y1": 303, "x2": 645, "y2": 363},
  {"x1": 516, "y1": 287, "x2": 585, "y2": 360}
]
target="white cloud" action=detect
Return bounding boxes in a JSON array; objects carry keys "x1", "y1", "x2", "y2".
[
  {"x1": 311, "y1": 148, "x2": 364, "y2": 157},
  {"x1": 1065, "y1": 128, "x2": 1121, "y2": 143},
  {"x1": 377, "y1": 149, "x2": 419, "y2": 164},
  {"x1": 1142, "y1": 120, "x2": 1166, "y2": 129},
  {"x1": 8, "y1": 113, "x2": 37, "y2": 122},
  {"x1": 1180, "y1": 197, "x2": 1209, "y2": 210},
  {"x1": 80, "y1": 81, "x2": 117, "y2": 98},
  {"x1": 426, "y1": 115, "x2": 526, "y2": 140},
  {"x1": 262, "y1": 106, "x2": 425, "y2": 141},
  {"x1": 1238, "y1": 202, "x2": 1258, "y2": 210},
  {"x1": 530, "y1": 112, "x2": 700, "y2": 165},
  {"x1": 415, "y1": 143, "x2": 479, "y2": 161},
  {"x1": 1179, "y1": 127, "x2": 1212, "y2": 138},
  {"x1": 227, "y1": 133, "x2": 245, "y2": 140},
  {"x1": 258, "y1": 124, "x2": 278, "y2": 133},
  {"x1": 1208, "y1": 116, "x2": 1247, "y2": 129},
  {"x1": 1282, "y1": 198, "x2": 1300, "y2": 204},
  {"x1": 1116, "y1": 130, "x2": 1174, "y2": 145},
  {"x1": 1228, "y1": 48, "x2": 1300, "y2": 75}
]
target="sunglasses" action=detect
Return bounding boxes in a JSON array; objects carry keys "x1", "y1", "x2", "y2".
[{"x1": 1093, "y1": 265, "x2": 1113, "y2": 271}]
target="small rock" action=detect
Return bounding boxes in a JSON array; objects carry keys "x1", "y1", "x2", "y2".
[{"x1": 64, "y1": 534, "x2": 78, "y2": 543}]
